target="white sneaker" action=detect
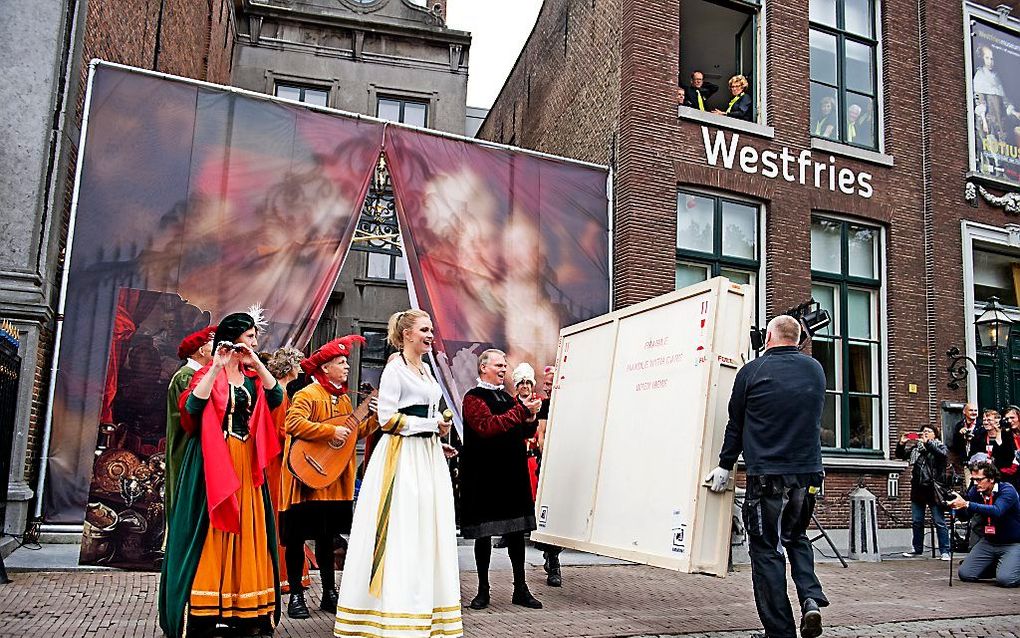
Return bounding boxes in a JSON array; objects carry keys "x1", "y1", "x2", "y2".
[
  {"x1": 940, "y1": 553, "x2": 951, "y2": 561},
  {"x1": 902, "y1": 551, "x2": 923, "y2": 558}
]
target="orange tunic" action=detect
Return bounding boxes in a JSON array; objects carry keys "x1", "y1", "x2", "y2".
[
  {"x1": 266, "y1": 396, "x2": 311, "y2": 592},
  {"x1": 281, "y1": 382, "x2": 376, "y2": 509}
]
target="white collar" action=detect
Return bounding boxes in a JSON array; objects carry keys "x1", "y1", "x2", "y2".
[
  {"x1": 185, "y1": 359, "x2": 203, "y2": 371},
  {"x1": 476, "y1": 378, "x2": 504, "y2": 391},
  {"x1": 312, "y1": 378, "x2": 343, "y2": 390}
]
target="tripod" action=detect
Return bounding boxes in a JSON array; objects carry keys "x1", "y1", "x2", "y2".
[{"x1": 809, "y1": 513, "x2": 848, "y2": 568}]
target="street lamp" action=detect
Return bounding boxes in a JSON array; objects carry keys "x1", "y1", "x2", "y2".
[
  {"x1": 975, "y1": 297, "x2": 1013, "y2": 351},
  {"x1": 947, "y1": 297, "x2": 1015, "y2": 398}
]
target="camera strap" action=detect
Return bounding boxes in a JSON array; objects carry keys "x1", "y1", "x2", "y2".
[{"x1": 983, "y1": 490, "x2": 996, "y2": 535}]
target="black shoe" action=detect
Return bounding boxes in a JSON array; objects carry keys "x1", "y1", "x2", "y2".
[
  {"x1": 546, "y1": 566, "x2": 562, "y2": 587},
  {"x1": 468, "y1": 589, "x2": 490, "y2": 610},
  {"x1": 800, "y1": 598, "x2": 823, "y2": 638},
  {"x1": 320, "y1": 587, "x2": 339, "y2": 614},
  {"x1": 511, "y1": 586, "x2": 543, "y2": 609},
  {"x1": 287, "y1": 590, "x2": 311, "y2": 619}
]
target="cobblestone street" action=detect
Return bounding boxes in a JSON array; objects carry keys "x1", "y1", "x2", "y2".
[{"x1": 2, "y1": 557, "x2": 1018, "y2": 637}]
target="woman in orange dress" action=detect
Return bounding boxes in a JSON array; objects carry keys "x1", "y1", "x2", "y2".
[{"x1": 159, "y1": 308, "x2": 284, "y2": 637}]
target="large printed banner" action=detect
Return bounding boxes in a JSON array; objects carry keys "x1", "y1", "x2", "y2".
[
  {"x1": 47, "y1": 64, "x2": 610, "y2": 569},
  {"x1": 384, "y1": 127, "x2": 610, "y2": 415},
  {"x1": 971, "y1": 19, "x2": 1020, "y2": 186},
  {"x1": 48, "y1": 64, "x2": 383, "y2": 533}
]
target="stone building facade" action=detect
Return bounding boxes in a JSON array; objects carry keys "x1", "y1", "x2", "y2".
[
  {"x1": 478, "y1": 0, "x2": 1020, "y2": 544},
  {"x1": 0, "y1": 0, "x2": 469, "y2": 544}
]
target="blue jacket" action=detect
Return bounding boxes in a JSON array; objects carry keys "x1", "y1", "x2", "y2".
[
  {"x1": 718, "y1": 345, "x2": 825, "y2": 475},
  {"x1": 959, "y1": 481, "x2": 1020, "y2": 545}
]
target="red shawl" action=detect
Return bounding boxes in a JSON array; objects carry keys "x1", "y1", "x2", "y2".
[{"x1": 178, "y1": 365, "x2": 282, "y2": 534}]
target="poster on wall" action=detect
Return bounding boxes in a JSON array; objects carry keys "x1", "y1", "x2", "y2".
[
  {"x1": 970, "y1": 17, "x2": 1020, "y2": 186},
  {"x1": 81, "y1": 289, "x2": 212, "y2": 569}
]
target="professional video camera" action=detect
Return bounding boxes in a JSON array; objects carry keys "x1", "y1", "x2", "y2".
[{"x1": 749, "y1": 299, "x2": 832, "y2": 352}]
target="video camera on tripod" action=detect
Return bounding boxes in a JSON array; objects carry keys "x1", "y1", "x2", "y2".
[{"x1": 749, "y1": 299, "x2": 832, "y2": 352}]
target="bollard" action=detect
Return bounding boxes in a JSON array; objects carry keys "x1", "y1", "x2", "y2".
[{"x1": 848, "y1": 486, "x2": 881, "y2": 561}]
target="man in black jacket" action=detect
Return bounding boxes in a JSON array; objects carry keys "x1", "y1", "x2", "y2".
[
  {"x1": 705, "y1": 315, "x2": 828, "y2": 638},
  {"x1": 683, "y1": 70, "x2": 718, "y2": 111}
]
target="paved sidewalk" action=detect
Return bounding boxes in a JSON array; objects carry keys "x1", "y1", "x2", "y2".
[{"x1": 1, "y1": 556, "x2": 1018, "y2": 637}]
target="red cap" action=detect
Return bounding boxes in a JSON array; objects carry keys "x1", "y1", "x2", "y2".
[
  {"x1": 177, "y1": 326, "x2": 216, "y2": 360},
  {"x1": 301, "y1": 335, "x2": 366, "y2": 375}
]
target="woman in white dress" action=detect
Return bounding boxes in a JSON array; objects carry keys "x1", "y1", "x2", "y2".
[{"x1": 334, "y1": 309, "x2": 462, "y2": 638}]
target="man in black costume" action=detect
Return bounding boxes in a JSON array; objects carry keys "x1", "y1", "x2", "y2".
[{"x1": 460, "y1": 348, "x2": 544, "y2": 610}]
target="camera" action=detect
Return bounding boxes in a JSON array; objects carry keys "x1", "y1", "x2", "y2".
[
  {"x1": 217, "y1": 342, "x2": 247, "y2": 352},
  {"x1": 750, "y1": 299, "x2": 832, "y2": 352},
  {"x1": 937, "y1": 473, "x2": 966, "y2": 509}
]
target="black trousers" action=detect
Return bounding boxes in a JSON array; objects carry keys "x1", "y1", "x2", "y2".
[{"x1": 742, "y1": 474, "x2": 828, "y2": 638}]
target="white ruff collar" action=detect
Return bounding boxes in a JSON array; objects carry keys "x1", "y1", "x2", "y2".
[{"x1": 476, "y1": 378, "x2": 504, "y2": 391}]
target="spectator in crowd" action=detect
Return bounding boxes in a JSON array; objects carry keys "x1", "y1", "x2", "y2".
[
  {"x1": 713, "y1": 75, "x2": 752, "y2": 121},
  {"x1": 896, "y1": 424, "x2": 951, "y2": 560},
  {"x1": 676, "y1": 85, "x2": 686, "y2": 108},
  {"x1": 972, "y1": 408, "x2": 1016, "y2": 476},
  {"x1": 812, "y1": 96, "x2": 837, "y2": 139},
  {"x1": 846, "y1": 103, "x2": 874, "y2": 147},
  {"x1": 948, "y1": 460, "x2": 1020, "y2": 587},
  {"x1": 684, "y1": 70, "x2": 718, "y2": 111},
  {"x1": 999, "y1": 406, "x2": 1020, "y2": 488},
  {"x1": 950, "y1": 402, "x2": 980, "y2": 469},
  {"x1": 968, "y1": 409, "x2": 996, "y2": 460}
]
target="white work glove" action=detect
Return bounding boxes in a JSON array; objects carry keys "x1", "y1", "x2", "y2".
[{"x1": 704, "y1": 467, "x2": 730, "y2": 493}]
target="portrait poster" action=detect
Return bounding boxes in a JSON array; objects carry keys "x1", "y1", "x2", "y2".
[{"x1": 970, "y1": 18, "x2": 1020, "y2": 186}]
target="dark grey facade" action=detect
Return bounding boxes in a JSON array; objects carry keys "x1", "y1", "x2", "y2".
[{"x1": 229, "y1": 0, "x2": 471, "y2": 389}]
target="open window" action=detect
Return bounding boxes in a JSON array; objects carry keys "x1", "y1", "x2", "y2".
[{"x1": 679, "y1": 0, "x2": 761, "y2": 122}]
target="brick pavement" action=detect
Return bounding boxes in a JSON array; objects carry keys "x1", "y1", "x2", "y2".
[{"x1": 1, "y1": 560, "x2": 1018, "y2": 637}]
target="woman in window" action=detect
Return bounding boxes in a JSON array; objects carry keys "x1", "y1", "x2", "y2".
[
  {"x1": 813, "y1": 96, "x2": 837, "y2": 139},
  {"x1": 159, "y1": 307, "x2": 285, "y2": 638},
  {"x1": 713, "y1": 75, "x2": 752, "y2": 121},
  {"x1": 333, "y1": 309, "x2": 462, "y2": 638}
]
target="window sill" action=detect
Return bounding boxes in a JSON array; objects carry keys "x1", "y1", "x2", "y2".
[
  {"x1": 353, "y1": 277, "x2": 409, "y2": 288},
  {"x1": 821, "y1": 456, "x2": 907, "y2": 471},
  {"x1": 678, "y1": 105, "x2": 775, "y2": 139},
  {"x1": 810, "y1": 138, "x2": 894, "y2": 167}
]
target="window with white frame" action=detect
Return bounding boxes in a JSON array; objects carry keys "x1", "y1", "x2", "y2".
[
  {"x1": 809, "y1": 0, "x2": 879, "y2": 149},
  {"x1": 275, "y1": 83, "x2": 329, "y2": 107},
  {"x1": 678, "y1": 0, "x2": 761, "y2": 122},
  {"x1": 676, "y1": 191, "x2": 760, "y2": 297},
  {"x1": 377, "y1": 96, "x2": 428, "y2": 127},
  {"x1": 810, "y1": 216, "x2": 883, "y2": 452}
]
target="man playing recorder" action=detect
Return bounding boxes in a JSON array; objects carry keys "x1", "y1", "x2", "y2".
[{"x1": 705, "y1": 315, "x2": 829, "y2": 638}]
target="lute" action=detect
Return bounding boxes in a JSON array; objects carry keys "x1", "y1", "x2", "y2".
[{"x1": 288, "y1": 385, "x2": 378, "y2": 490}]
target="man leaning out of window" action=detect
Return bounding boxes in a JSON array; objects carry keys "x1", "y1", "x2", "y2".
[{"x1": 948, "y1": 459, "x2": 1020, "y2": 587}]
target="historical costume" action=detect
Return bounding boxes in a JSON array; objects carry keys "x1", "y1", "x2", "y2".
[
  {"x1": 264, "y1": 347, "x2": 311, "y2": 596},
  {"x1": 281, "y1": 336, "x2": 376, "y2": 618},
  {"x1": 166, "y1": 326, "x2": 215, "y2": 519},
  {"x1": 159, "y1": 309, "x2": 284, "y2": 637},
  {"x1": 460, "y1": 367, "x2": 542, "y2": 609},
  {"x1": 333, "y1": 354, "x2": 462, "y2": 638}
]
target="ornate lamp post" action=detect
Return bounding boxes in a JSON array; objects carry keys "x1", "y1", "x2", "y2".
[{"x1": 947, "y1": 297, "x2": 1014, "y2": 408}]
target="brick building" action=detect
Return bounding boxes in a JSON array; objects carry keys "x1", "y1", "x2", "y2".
[{"x1": 478, "y1": 0, "x2": 1020, "y2": 544}]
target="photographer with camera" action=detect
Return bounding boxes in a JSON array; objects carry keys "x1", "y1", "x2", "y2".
[
  {"x1": 947, "y1": 460, "x2": 1020, "y2": 587},
  {"x1": 896, "y1": 424, "x2": 951, "y2": 560}
]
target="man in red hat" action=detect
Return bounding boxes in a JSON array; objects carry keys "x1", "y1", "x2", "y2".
[
  {"x1": 281, "y1": 335, "x2": 377, "y2": 619},
  {"x1": 165, "y1": 325, "x2": 215, "y2": 519}
]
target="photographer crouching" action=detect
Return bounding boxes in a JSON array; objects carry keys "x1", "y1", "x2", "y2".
[
  {"x1": 895, "y1": 424, "x2": 951, "y2": 560},
  {"x1": 947, "y1": 460, "x2": 1020, "y2": 587}
]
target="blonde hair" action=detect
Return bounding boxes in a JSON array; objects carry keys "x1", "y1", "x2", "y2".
[
  {"x1": 729, "y1": 74, "x2": 748, "y2": 91},
  {"x1": 266, "y1": 346, "x2": 304, "y2": 380},
  {"x1": 387, "y1": 309, "x2": 430, "y2": 350}
]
